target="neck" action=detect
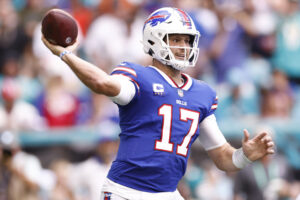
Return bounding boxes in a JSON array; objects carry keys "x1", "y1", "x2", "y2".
[{"x1": 152, "y1": 59, "x2": 183, "y2": 86}]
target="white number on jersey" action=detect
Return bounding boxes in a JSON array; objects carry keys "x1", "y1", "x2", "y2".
[{"x1": 155, "y1": 104, "x2": 200, "y2": 156}]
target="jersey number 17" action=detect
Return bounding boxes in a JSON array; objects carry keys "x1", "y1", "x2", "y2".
[{"x1": 155, "y1": 104, "x2": 200, "y2": 157}]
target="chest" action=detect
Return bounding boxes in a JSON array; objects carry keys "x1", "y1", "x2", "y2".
[{"x1": 136, "y1": 76, "x2": 209, "y2": 122}]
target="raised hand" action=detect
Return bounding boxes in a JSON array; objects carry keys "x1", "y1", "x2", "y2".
[
  {"x1": 242, "y1": 129, "x2": 275, "y2": 161},
  {"x1": 41, "y1": 35, "x2": 79, "y2": 57}
]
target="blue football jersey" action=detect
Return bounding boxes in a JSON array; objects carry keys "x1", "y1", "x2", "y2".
[{"x1": 107, "y1": 62, "x2": 218, "y2": 192}]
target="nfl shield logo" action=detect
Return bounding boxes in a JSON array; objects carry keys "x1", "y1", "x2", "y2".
[{"x1": 178, "y1": 89, "x2": 184, "y2": 97}]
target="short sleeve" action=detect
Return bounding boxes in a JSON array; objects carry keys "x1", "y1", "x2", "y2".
[
  {"x1": 110, "y1": 62, "x2": 140, "y2": 93},
  {"x1": 207, "y1": 92, "x2": 218, "y2": 117}
]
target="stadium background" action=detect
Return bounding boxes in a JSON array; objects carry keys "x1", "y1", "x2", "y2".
[{"x1": 0, "y1": 0, "x2": 299, "y2": 199}]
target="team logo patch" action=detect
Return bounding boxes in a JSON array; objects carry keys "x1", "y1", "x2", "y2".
[
  {"x1": 143, "y1": 10, "x2": 171, "y2": 30},
  {"x1": 104, "y1": 192, "x2": 112, "y2": 200},
  {"x1": 153, "y1": 83, "x2": 164, "y2": 96},
  {"x1": 178, "y1": 89, "x2": 184, "y2": 97}
]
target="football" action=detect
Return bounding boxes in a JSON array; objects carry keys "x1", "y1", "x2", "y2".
[{"x1": 41, "y1": 9, "x2": 78, "y2": 47}]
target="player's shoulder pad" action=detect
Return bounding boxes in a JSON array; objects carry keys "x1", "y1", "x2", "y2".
[
  {"x1": 193, "y1": 79, "x2": 216, "y2": 95},
  {"x1": 110, "y1": 62, "x2": 144, "y2": 91},
  {"x1": 194, "y1": 79, "x2": 218, "y2": 108},
  {"x1": 110, "y1": 62, "x2": 145, "y2": 78}
]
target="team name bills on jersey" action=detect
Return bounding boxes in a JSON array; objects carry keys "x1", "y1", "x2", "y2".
[
  {"x1": 108, "y1": 62, "x2": 218, "y2": 193},
  {"x1": 176, "y1": 99, "x2": 187, "y2": 106}
]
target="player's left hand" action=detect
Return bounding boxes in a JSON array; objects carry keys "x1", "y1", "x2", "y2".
[{"x1": 242, "y1": 129, "x2": 275, "y2": 161}]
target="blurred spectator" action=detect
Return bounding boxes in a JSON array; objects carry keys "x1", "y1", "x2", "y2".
[
  {"x1": 0, "y1": 78, "x2": 45, "y2": 132},
  {"x1": 18, "y1": 0, "x2": 46, "y2": 40},
  {"x1": 216, "y1": 83, "x2": 259, "y2": 120},
  {"x1": 260, "y1": 70, "x2": 294, "y2": 119},
  {"x1": 209, "y1": 0, "x2": 277, "y2": 83},
  {"x1": 70, "y1": 0, "x2": 95, "y2": 36},
  {"x1": 0, "y1": 52, "x2": 43, "y2": 104},
  {"x1": 195, "y1": 161, "x2": 234, "y2": 200},
  {"x1": 41, "y1": 75, "x2": 79, "y2": 127},
  {"x1": 271, "y1": 0, "x2": 300, "y2": 83},
  {"x1": 0, "y1": 138, "x2": 11, "y2": 200},
  {"x1": 70, "y1": 123, "x2": 119, "y2": 200},
  {"x1": 208, "y1": 2, "x2": 250, "y2": 83},
  {"x1": 0, "y1": 53, "x2": 19, "y2": 79},
  {"x1": 48, "y1": 159, "x2": 75, "y2": 200},
  {"x1": 182, "y1": 157, "x2": 205, "y2": 199},
  {"x1": 233, "y1": 153, "x2": 296, "y2": 200},
  {"x1": 84, "y1": 0, "x2": 151, "y2": 73},
  {"x1": 0, "y1": 0, "x2": 28, "y2": 68},
  {"x1": 0, "y1": 131, "x2": 43, "y2": 200},
  {"x1": 88, "y1": 91, "x2": 121, "y2": 125}
]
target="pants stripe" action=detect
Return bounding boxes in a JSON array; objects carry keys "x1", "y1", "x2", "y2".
[{"x1": 104, "y1": 192, "x2": 111, "y2": 200}]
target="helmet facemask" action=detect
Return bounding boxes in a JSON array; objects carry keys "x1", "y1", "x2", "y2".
[{"x1": 160, "y1": 33, "x2": 200, "y2": 70}]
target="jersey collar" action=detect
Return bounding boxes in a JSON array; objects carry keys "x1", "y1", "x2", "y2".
[{"x1": 149, "y1": 66, "x2": 193, "y2": 91}]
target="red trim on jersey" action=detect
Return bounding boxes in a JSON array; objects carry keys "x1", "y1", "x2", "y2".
[
  {"x1": 180, "y1": 74, "x2": 189, "y2": 89},
  {"x1": 113, "y1": 66, "x2": 137, "y2": 77},
  {"x1": 111, "y1": 73, "x2": 140, "y2": 90},
  {"x1": 167, "y1": 74, "x2": 189, "y2": 89},
  {"x1": 211, "y1": 104, "x2": 218, "y2": 110},
  {"x1": 168, "y1": 76, "x2": 180, "y2": 88}
]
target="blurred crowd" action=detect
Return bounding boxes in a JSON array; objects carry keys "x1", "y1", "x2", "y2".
[{"x1": 0, "y1": 0, "x2": 300, "y2": 199}]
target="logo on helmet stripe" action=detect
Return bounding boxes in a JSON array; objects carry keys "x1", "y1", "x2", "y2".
[
  {"x1": 143, "y1": 10, "x2": 171, "y2": 30},
  {"x1": 176, "y1": 8, "x2": 192, "y2": 29}
]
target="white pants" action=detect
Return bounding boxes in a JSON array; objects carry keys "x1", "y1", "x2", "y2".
[{"x1": 100, "y1": 178, "x2": 184, "y2": 200}]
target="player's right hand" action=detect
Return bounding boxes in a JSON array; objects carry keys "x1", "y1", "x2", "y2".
[{"x1": 41, "y1": 34, "x2": 79, "y2": 57}]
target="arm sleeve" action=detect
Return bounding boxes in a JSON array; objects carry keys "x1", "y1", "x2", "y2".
[
  {"x1": 109, "y1": 75, "x2": 136, "y2": 106},
  {"x1": 198, "y1": 114, "x2": 227, "y2": 151}
]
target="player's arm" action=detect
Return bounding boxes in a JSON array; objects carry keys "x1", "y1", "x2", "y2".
[
  {"x1": 199, "y1": 115, "x2": 275, "y2": 171},
  {"x1": 41, "y1": 36, "x2": 120, "y2": 97}
]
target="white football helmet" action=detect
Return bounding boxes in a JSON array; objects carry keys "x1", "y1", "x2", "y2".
[{"x1": 142, "y1": 7, "x2": 200, "y2": 70}]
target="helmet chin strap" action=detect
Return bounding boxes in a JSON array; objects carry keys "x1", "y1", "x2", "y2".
[
  {"x1": 170, "y1": 61, "x2": 189, "y2": 71},
  {"x1": 165, "y1": 51, "x2": 191, "y2": 71}
]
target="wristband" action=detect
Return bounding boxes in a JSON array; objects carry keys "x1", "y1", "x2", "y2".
[
  {"x1": 232, "y1": 148, "x2": 252, "y2": 169},
  {"x1": 59, "y1": 50, "x2": 72, "y2": 59}
]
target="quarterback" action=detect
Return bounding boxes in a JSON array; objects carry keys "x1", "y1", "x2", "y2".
[{"x1": 42, "y1": 7, "x2": 275, "y2": 200}]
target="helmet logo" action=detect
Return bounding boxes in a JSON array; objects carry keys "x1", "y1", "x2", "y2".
[
  {"x1": 175, "y1": 8, "x2": 192, "y2": 29},
  {"x1": 143, "y1": 10, "x2": 171, "y2": 30}
]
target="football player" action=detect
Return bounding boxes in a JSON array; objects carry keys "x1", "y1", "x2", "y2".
[{"x1": 42, "y1": 7, "x2": 275, "y2": 200}]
